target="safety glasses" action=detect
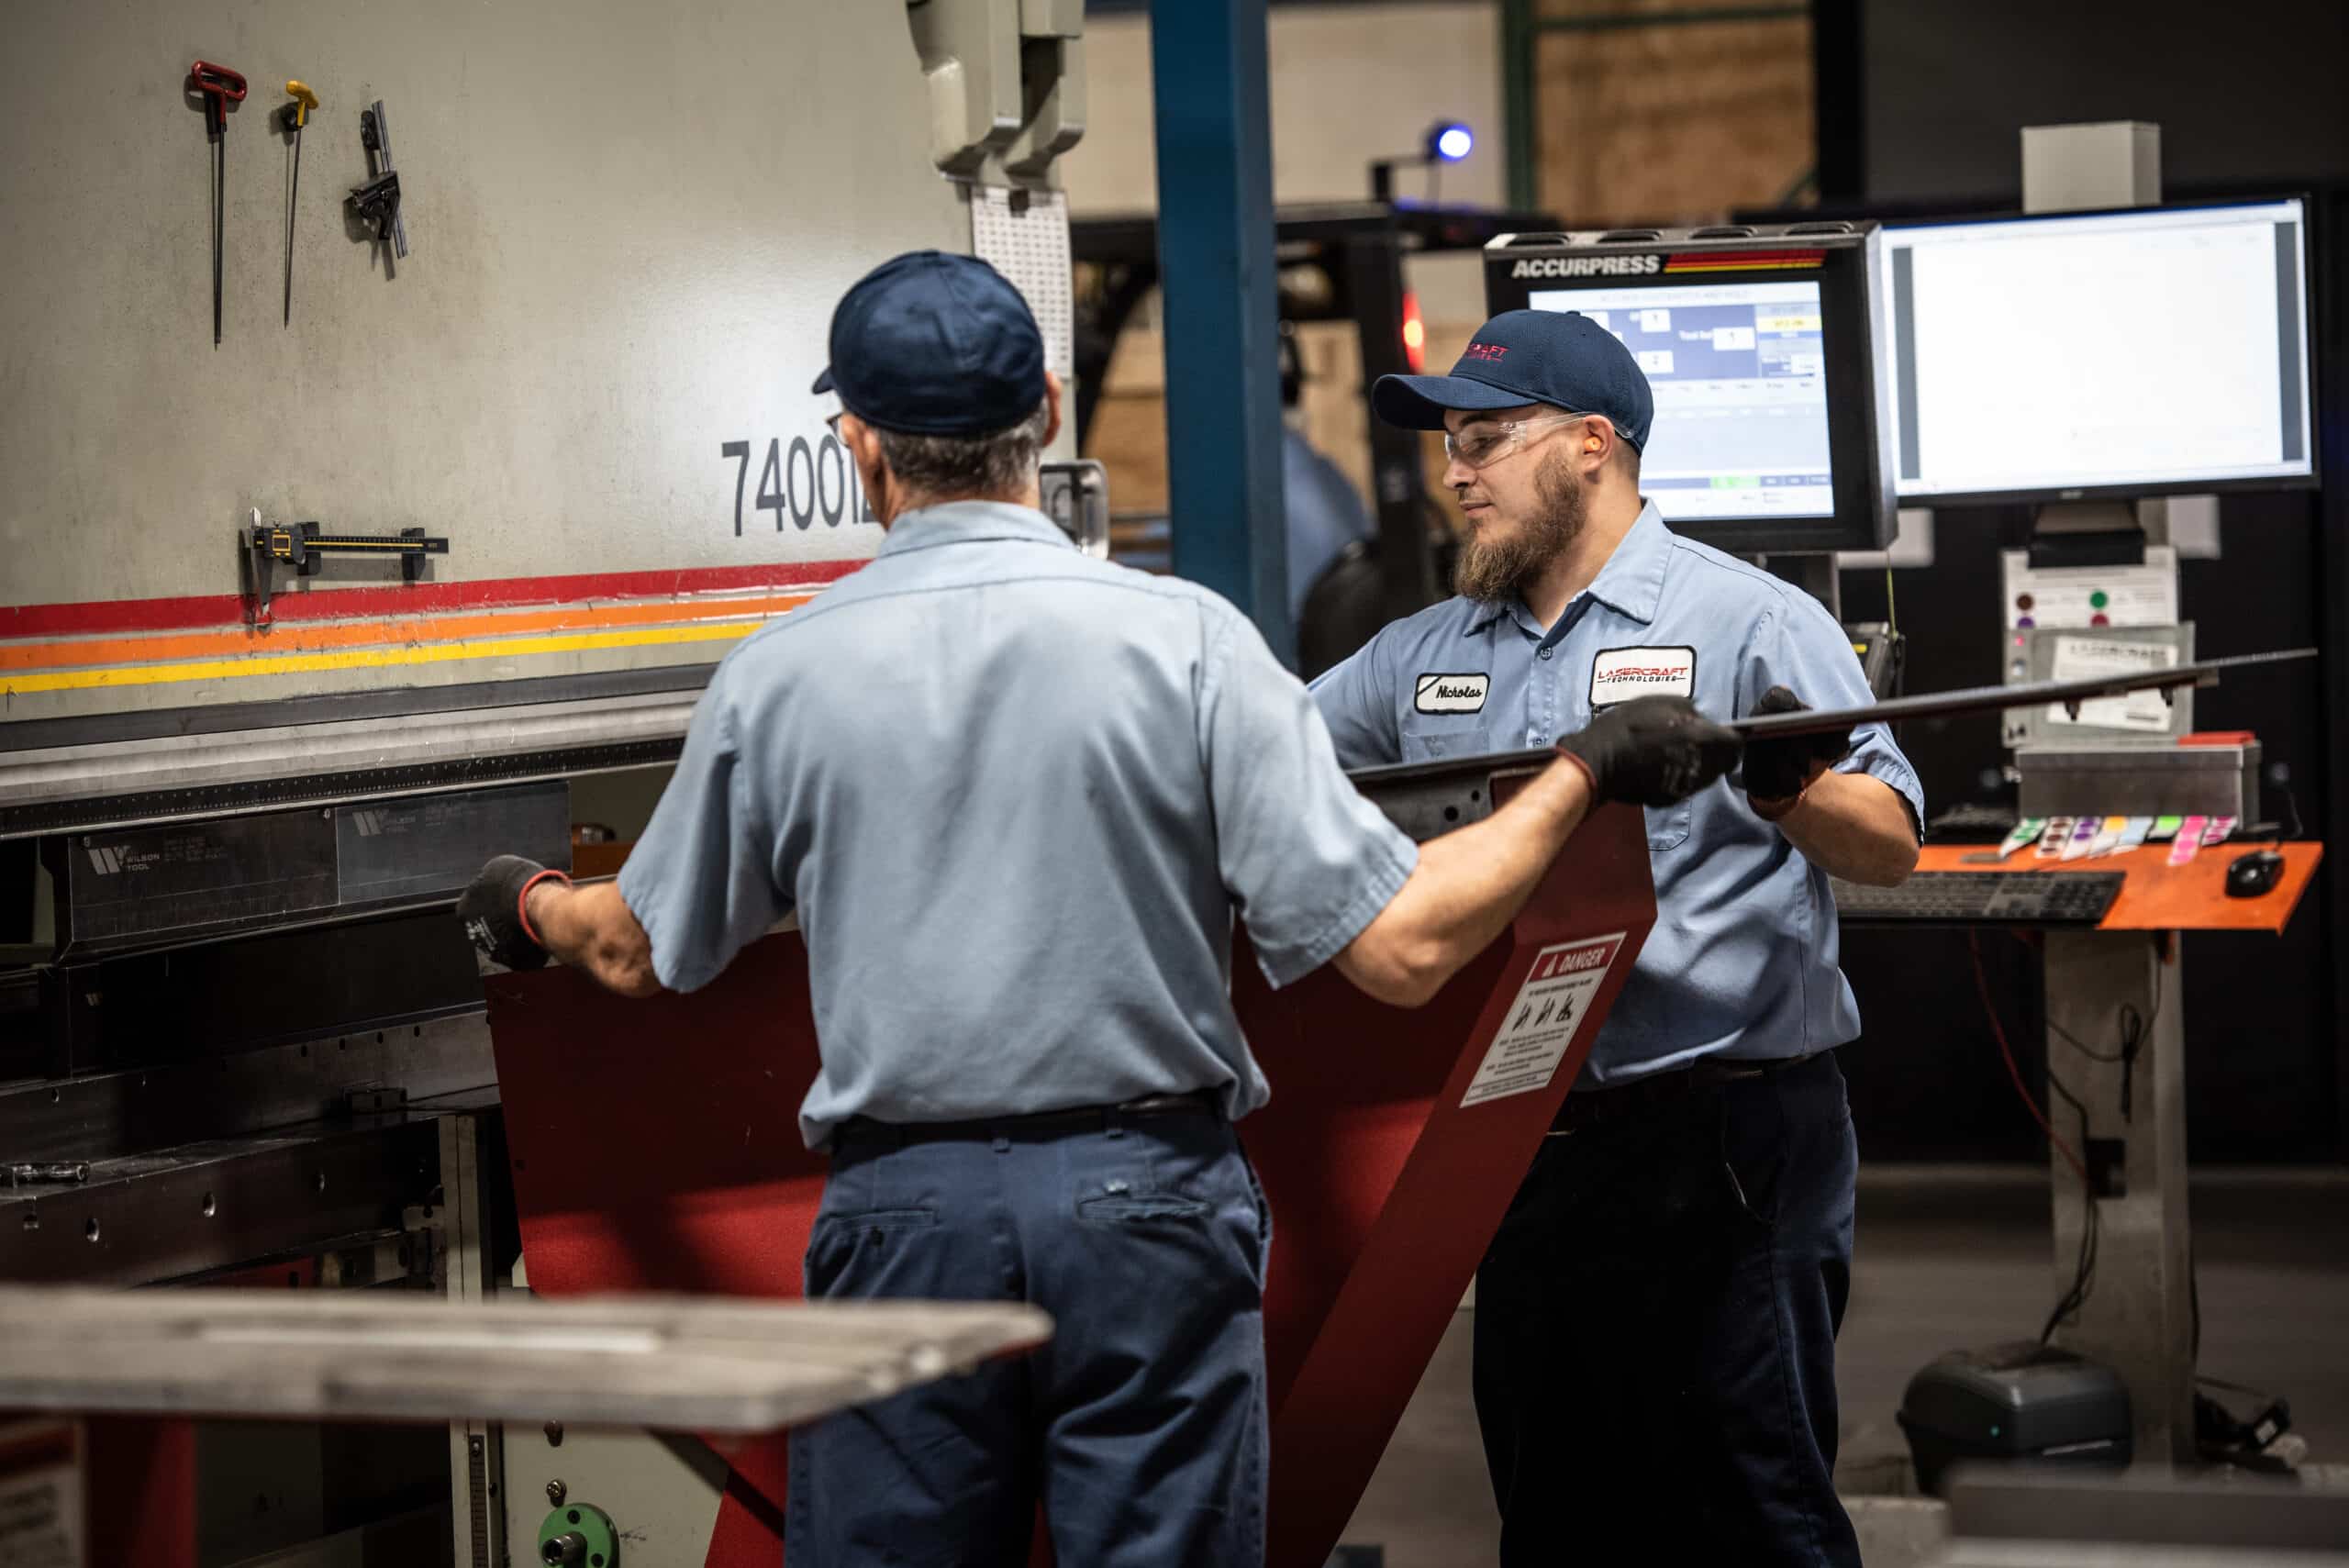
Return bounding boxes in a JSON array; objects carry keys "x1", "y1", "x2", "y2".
[{"x1": 1442, "y1": 412, "x2": 1596, "y2": 470}]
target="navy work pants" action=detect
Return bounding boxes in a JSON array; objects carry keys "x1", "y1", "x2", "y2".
[
  {"x1": 1475, "y1": 1051, "x2": 1862, "y2": 1567},
  {"x1": 786, "y1": 1108, "x2": 1271, "y2": 1567}
]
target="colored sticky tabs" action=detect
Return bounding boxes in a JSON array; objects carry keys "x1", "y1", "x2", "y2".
[
  {"x1": 2202, "y1": 816, "x2": 2237, "y2": 845},
  {"x1": 2037, "y1": 817, "x2": 2075, "y2": 858},
  {"x1": 1999, "y1": 818, "x2": 2046, "y2": 859},
  {"x1": 2062, "y1": 817, "x2": 2101, "y2": 862},
  {"x1": 2170, "y1": 815, "x2": 2209, "y2": 865},
  {"x1": 2148, "y1": 815, "x2": 2184, "y2": 842},
  {"x1": 2087, "y1": 815, "x2": 2127, "y2": 857},
  {"x1": 2116, "y1": 817, "x2": 2154, "y2": 854}
]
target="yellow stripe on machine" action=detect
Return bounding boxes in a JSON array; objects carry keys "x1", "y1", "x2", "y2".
[{"x1": 3, "y1": 623, "x2": 762, "y2": 695}]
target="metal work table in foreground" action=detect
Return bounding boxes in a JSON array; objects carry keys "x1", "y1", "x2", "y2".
[{"x1": 0, "y1": 1286, "x2": 1052, "y2": 1433}]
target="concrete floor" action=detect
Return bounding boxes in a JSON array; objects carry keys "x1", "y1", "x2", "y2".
[{"x1": 1339, "y1": 1166, "x2": 2349, "y2": 1565}]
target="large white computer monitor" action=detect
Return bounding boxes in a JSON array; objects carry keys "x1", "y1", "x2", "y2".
[{"x1": 1879, "y1": 198, "x2": 2316, "y2": 505}]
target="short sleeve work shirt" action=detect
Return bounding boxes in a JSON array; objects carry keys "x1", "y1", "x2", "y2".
[
  {"x1": 618, "y1": 501, "x2": 1418, "y2": 1148},
  {"x1": 1311, "y1": 502, "x2": 1923, "y2": 1084}
]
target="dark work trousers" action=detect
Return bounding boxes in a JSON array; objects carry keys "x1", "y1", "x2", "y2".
[
  {"x1": 1474, "y1": 1051, "x2": 1861, "y2": 1567},
  {"x1": 785, "y1": 1108, "x2": 1272, "y2": 1568}
]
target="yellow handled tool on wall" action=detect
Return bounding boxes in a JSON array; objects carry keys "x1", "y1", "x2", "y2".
[{"x1": 281, "y1": 81, "x2": 319, "y2": 327}]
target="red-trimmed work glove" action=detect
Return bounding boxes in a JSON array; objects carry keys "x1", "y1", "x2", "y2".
[{"x1": 457, "y1": 855, "x2": 570, "y2": 971}]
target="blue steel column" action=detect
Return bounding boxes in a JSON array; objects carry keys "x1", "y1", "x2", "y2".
[{"x1": 1149, "y1": 0, "x2": 1292, "y2": 663}]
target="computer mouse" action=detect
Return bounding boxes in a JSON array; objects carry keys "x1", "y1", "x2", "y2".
[{"x1": 2224, "y1": 849, "x2": 2285, "y2": 898}]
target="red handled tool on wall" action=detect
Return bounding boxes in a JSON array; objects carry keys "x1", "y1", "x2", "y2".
[{"x1": 189, "y1": 60, "x2": 247, "y2": 346}]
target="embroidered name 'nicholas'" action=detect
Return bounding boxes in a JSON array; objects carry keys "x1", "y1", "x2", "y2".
[{"x1": 1415, "y1": 673, "x2": 1490, "y2": 714}]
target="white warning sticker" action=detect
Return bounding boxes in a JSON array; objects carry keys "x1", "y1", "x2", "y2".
[
  {"x1": 0, "y1": 1419, "x2": 84, "y2": 1568},
  {"x1": 1461, "y1": 932, "x2": 1628, "y2": 1108}
]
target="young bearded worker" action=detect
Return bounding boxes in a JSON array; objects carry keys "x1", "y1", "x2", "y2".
[{"x1": 1311, "y1": 307, "x2": 1922, "y2": 1566}]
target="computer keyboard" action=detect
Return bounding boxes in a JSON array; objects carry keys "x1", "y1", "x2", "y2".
[{"x1": 1828, "y1": 870, "x2": 2125, "y2": 927}]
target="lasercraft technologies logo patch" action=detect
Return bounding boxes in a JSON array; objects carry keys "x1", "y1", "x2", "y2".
[{"x1": 1589, "y1": 646, "x2": 1697, "y2": 706}]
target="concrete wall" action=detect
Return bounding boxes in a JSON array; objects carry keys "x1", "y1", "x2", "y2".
[
  {"x1": 0, "y1": 0, "x2": 968, "y2": 611},
  {"x1": 1063, "y1": 3, "x2": 1504, "y2": 325},
  {"x1": 1531, "y1": 3, "x2": 1814, "y2": 227},
  {"x1": 1070, "y1": 4, "x2": 1503, "y2": 516}
]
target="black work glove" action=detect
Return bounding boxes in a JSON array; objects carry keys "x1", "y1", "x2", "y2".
[
  {"x1": 457, "y1": 855, "x2": 568, "y2": 972},
  {"x1": 1740, "y1": 685, "x2": 1855, "y2": 817},
  {"x1": 1555, "y1": 695, "x2": 1743, "y2": 808}
]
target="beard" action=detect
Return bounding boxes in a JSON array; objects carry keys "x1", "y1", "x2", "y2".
[{"x1": 1452, "y1": 445, "x2": 1588, "y2": 604}]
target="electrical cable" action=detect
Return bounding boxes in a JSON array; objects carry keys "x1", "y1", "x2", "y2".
[
  {"x1": 2044, "y1": 952, "x2": 2157, "y2": 1126},
  {"x1": 1966, "y1": 931, "x2": 2100, "y2": 1341},
  {"x1": 2038, "y1": 1062, "x2": 2099, "y2": 1343},
  {"x1": 2046, "y1": 1015, "x2": 2125, "y2": 1062},
  {"x1": 1968, "y1": 931, "x2": 2088, "y2": 1183},
  {"x1": 2248, "y1": 781, "x2": 2305, "y2": 845}
]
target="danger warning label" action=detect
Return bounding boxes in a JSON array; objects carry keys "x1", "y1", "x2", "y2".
[
  {"x1": 0, "y1": 1419, "x2": 83, "y2": 1568},
  {"x1": 1461, "y1": 933, "x2": 1627, "y2": 1109}
]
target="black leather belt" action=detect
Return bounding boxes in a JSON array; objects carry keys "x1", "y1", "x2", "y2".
[
  {"x1": 839, "y1": 1089, "x2": 1221, "y2": 1144},
  {"x1": 1549, "y1": 1051, "x2": 1822, "y2": 1136}
]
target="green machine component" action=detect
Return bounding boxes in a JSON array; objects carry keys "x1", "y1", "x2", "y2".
[{"x1": 538, "y1": 1501, "x2": 618, "y2": 1567}]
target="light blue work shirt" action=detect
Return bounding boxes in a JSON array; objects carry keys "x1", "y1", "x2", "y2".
[
  {"x1": 618, "y1": 500, "x2": 1418, "y2": 1148},
  {"x1": 1310, "y1": 502, "x2": 1923, "y2": 1084}
]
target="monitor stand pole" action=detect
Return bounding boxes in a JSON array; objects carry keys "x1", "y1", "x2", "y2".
[{"x1": 2013, "y1": 119, "x2": 2199, "y2": 1470}]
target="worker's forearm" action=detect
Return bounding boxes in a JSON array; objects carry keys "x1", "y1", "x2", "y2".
[
  {"x1": 1775, "y1": 770, "x2": 1918, "y2": 886},
  {"x1": 526, "y1": 879, "x2": 662, "y2": 997},
  {"x1": 1341, "y1": 756, "x2": 1592, "y2": 1005}
]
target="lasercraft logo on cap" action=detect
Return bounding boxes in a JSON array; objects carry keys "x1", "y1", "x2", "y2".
[
  {"x1": 1463, "y1": 342, "x2": 1508, "y2": 361},
  {"x1": 1508, "y1": 255, "x2": 1662, "y2": 279}
]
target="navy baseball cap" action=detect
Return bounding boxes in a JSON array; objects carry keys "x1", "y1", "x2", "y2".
[
  {"x1": 812, "y1": 251, "x2": 1047, "y2": 437},
  {"x1": 1373, "y1": 308, "x2": 1653, "y2": 450}
]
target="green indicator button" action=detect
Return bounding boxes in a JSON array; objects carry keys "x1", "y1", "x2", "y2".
[{"x1": 2088, "y1": 591, "x2": 2110, "y2": 609}]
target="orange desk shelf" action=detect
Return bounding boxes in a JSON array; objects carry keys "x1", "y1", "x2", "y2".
[{"x1": 1910, "y1": 841, "x2": 2323, "y2": 932}]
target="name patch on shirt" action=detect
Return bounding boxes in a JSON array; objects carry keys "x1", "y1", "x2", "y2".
[
  {"x1": 1589, "y1": 646, "x2": 1698, "y2": 706},
  {"x1": 1415, "y1": 672, "x2": 1490, "y2": 714}
]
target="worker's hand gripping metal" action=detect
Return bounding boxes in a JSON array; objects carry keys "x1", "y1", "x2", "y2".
[
  {"x1": 189, "y1": 61, "x2": 248, "y2": 345},
  {"x1": 459, "y1": 856, "x2": 570, "y2": 973},
  {"x1": 1740, "y1": 686, "x2": 1856, "y2": 818},
  {"x1": 1555, "y1": 695, "x2": 1743, "y2": 808}
]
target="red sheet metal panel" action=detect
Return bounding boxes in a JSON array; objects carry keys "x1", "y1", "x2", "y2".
[
  {"x1": 84, "y1": 1417, "x2": 195, "y2": 1568},
  {"x1": 491, "y1": 802, "x2": 1656, "y2": 1566}
]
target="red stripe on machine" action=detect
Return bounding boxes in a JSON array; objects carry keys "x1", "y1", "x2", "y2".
[{"x1": 0, "y1": 559, "x2": 868, "y2": 639}]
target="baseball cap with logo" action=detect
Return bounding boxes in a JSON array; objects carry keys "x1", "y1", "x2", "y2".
[
  {"x1": 813, "y1": 251, "x2": 1047, "y2": 437},
  {"x1": 1371, "y1": 308, "x2": 1654, "y2": 450}
]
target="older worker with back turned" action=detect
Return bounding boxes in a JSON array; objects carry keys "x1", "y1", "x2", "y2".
[{"x1": 458, "y1": 255, "x2": 1742, "y2": 1567}]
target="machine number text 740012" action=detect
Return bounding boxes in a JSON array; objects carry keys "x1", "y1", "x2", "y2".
[{"x1": 720, "y1": 434, "x2": 877, "y2": 536}]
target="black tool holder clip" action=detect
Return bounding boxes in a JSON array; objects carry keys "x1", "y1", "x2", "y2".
[
  {"x1": 349, "y1": 100, "x2": 409, "y2": 261},
  {"x1": 245, "y1": 507, "x2": 450, "y2": 625}
]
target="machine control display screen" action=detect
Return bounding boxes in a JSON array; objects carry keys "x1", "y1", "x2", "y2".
[
  {"x1": 1878, "y1": 199, "x2": 2313, "y2": 500},
  {"x1": 1529, "y1": 280, "x2": 1835, "y2": 523}
]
